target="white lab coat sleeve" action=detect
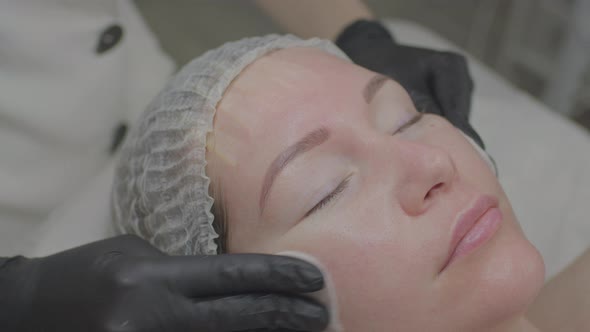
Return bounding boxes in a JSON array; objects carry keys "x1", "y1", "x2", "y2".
[
  {"x1": 27, "y1": 160, "x2": 118, "y2": 257},
  {"x1": 0, "y1": 0, "x2": 174, "y2": 256}
]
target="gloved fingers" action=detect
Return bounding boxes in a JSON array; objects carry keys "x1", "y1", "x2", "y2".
[
  {"x1": 408, "y1": 90, "x2": 485, "y2": 149},
  {"x1": 101, "y1": 292, "x2": 326, "y2": 332},
  {"x1": 410, "y1": 89, "x2": 485, "y2": 149},
  {"x1": 425, "y1": 52, "x2": 486, "y2": 148},
  {"x1": 192, "y1": 293, "x2": 329, "y2": 332},
  {"x1": 142, "y1": 254, "x2": 325, "y2": 298},
  {"x1": 408, "y1": 90, "x2": 443, "y2": 116},
  {"x1": 75, "y1": 234, "x2": 166, "y2": 258},
  {"x1": 335, "y1": 20, "x2": 395, "y2": 73},
  {"x1": 427, "y1": 51, "x2": 474, "y2": 121},
  {"x1": 335, "y1": 19, "x2": 393, "y2": 54}
]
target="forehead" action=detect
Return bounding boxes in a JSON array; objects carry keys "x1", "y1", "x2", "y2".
[
  {"x1": 210, "y1": 47, "x2": 371, "y2": 162},
  {"x1": 214, "y1": 48, "x2": 368, "y2": 136},
  {"x1": 206, "y1": 47, "x2": 372, "y2": 216}
]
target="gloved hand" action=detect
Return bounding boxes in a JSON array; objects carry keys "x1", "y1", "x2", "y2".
[
  {"x1": 0, "y1": 235, "x2": 328, "y2": 332},
  {"x1": 336, "y1": 19, "x2": 484, "y2": 149}
]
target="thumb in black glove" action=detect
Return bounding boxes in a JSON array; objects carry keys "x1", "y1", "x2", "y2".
[
  {"x1": 336, "y1": 20, "x2": 484, "y2": 149},
  {"x1": 0, "y1": 235, "x2": 329, "y2": 332}
]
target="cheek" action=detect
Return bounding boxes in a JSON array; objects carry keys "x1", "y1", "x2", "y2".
[
  {"x1": 252, "y1": 207, "x2": 435, "y2": 331},
  {"x1": 436, "y1": 211, "x2": 545, "y2": 330}
]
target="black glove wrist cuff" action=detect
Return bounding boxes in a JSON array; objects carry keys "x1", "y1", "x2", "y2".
[
  {"x1": 0, "y1": 257, "x2": 10, "y2": 269},
  {"x1": 335, "y1": 19, "x2": 394, "y2": 48},
  {"x1": 0, "y1": 256, "x2": 36, "y2": 330}
]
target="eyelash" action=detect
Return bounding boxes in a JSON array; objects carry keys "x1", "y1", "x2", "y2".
[
  {"x1": 392, "y1": 112, "x2": 424, "y2": 135},
  {"x1": 305, "y1": 176, "x2": 352, "y2": 218},
  {"x1": 304, "y1": 112, "x2": 424, "y2": 218}
]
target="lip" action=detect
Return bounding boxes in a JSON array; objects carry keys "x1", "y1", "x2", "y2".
[{"x1": 440, "y1": 195, "x2": 503, "y2": 272}]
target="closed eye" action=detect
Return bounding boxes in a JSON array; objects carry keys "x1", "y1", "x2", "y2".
[
  {"x1": 303, "y1": 113, "x2": 422, "y2": 218},
  {"x1": 392, "y1": 112, "x2": 424, "y2": 135},
  {"x1": 304, "y1": 175, "x2": 352, "y2": 218}
]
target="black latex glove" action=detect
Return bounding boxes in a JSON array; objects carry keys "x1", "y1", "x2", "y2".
[
  {"x1": 0, "y1": 235, "x2": 328, "y2": 332},
  {"x1": 336, "y1": 20, "x2": 484, "y2": 149}
]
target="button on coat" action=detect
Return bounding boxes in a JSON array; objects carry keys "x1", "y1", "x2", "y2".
[
  {"x1": 96, "y1": 24, "x2": 124, "y2": 54},
  {"x1": 110, "y1": 123, "x2": 128, "y2": 153},
  {"x1": 0, "y1": 0, "x2": 175, "y2": 255}
]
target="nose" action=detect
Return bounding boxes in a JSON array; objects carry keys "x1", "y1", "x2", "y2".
[{"x1": 391, "y1": 140, "x2": 456, "y2": 216}]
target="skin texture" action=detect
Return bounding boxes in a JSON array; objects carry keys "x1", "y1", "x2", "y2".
[{"x1": 206, "y1": 47, "x2": 545, "y2": 331}]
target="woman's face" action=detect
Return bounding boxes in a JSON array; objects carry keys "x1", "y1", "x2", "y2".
[{"x1": 206, "y1": 47, "x2": 544, "y2": 331}]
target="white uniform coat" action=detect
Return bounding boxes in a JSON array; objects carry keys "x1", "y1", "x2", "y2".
[{"x1": 0, "y1": 0, "x2": 175, "y2": 255}]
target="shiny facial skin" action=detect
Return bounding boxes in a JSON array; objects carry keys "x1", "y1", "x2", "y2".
[{"x1": 206, "y1": 48, "x2": 545, "y2": 331}]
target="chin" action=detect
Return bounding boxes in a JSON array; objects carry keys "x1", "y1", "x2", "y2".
[{"x1": 437, "y1": 212, "x2": 545, "y2": 331}]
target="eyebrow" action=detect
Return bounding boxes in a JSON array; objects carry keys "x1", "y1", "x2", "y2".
[
  {"x1": 259, "y1": 127, "x2": 330, "y2": 213},
  {"x1": 363, "y1": 74, "x2": 389, "y2": 104},
  {"x1": 258, "y1": 74, "x2": 387, "y2": 214}
]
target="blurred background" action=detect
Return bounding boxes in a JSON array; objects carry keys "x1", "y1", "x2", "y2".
[{"x1": 135, "y1": 0, "x2": 590, "y2": 131}]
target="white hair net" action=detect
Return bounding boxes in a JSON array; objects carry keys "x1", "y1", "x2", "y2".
[{"x1": 111, "y1": 34, "x2": 350, "y2": 255}]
